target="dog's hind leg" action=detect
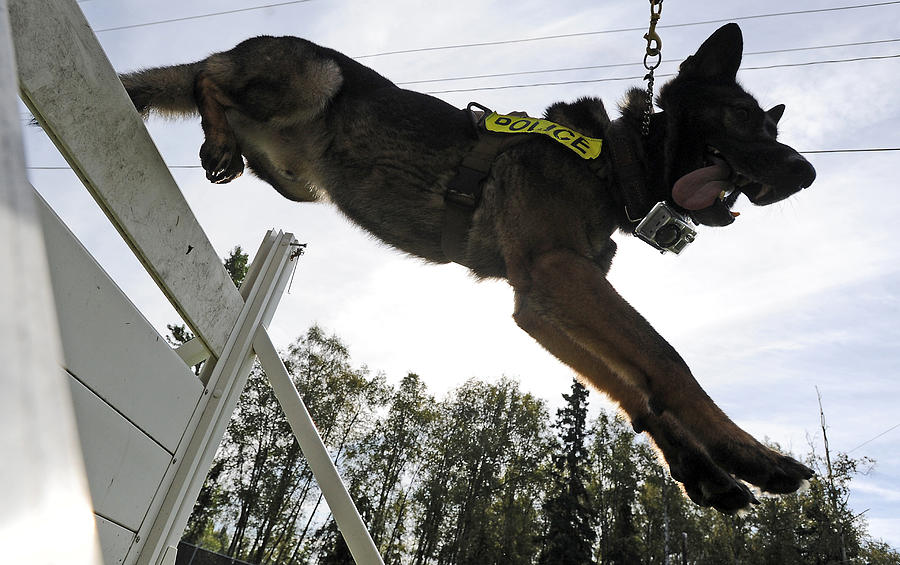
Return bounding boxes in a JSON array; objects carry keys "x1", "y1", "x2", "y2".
[
  {"x1": 193, "y1": 71, "x2": 245, "y2": 184},
  {"x1": 513, "y1": 248, "x2": 812, "y2": 510},
  {"x1": 121, "y1": 37, "x2": 347, "y2": 188},
  {"x1": 119, "y1": 59, "x2": 244, "y2": 183},
  {"x1": 190, "y1": 37, "x2": 345, "y2": 185}
]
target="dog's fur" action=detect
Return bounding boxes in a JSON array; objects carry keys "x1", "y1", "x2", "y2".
[{"x1": 121, "y1": 23, "x2": 817, "y2": 512}]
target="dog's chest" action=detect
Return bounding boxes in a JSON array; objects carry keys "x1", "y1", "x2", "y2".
[{"x1": 227, "y1": 111, "x2": 330, "y2": 186}]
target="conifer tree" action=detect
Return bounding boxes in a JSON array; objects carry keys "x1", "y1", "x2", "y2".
[{"x1": 539, "y1": 378, "x2": 595, "y2": 565}]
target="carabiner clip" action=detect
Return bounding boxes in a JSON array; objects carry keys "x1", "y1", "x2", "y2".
[
  {"x1": 644, "y1": 0, "x2": 663, "y2": 57},
  {"x1": 644, "y1": 28, "x2": 662, "y2": 58}
]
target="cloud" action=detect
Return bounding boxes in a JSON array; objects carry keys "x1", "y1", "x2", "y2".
[
  {"x1": 867, "y1": 518, "x2": 900, "y2": 548},
  {"x1": 853, "y1": 480, "x2": 900, "y2": 503}
]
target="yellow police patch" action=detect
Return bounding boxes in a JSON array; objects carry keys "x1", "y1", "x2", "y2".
[{"x1": 484, "y1": 112, "x2": 603, "y2": 160}]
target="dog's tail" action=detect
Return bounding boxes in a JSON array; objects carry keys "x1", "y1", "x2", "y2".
[{"x1": 119, "y1": 62, "x2": 203, "y2": 119}]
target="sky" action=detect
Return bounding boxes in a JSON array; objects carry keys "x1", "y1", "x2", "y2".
[{"x1": 20, "y1": 0, "x2": 900, "y2": 549}]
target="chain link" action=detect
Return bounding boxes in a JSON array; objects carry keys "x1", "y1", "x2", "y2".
[
  {"x1": 642, "y1": 0, "x2": 663, "y2": 136},
  {"x1": 642, "y1": 71, "x2": 655, "y2": 136}
]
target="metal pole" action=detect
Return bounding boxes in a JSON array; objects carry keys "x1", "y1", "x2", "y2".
[
  {"x1": 0, "y1": 1, "x2": 101, "y2": 562},
  {"x1": 254, "y1": 330, "x2": 385, "y2": 565}
]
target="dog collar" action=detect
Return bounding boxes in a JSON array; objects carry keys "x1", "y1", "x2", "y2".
[
  {"x1": 603, "y1": 118, "x2": 656, "y2": 223},
  {"x1": 604, "y1": 118, "x2": 697, "y2": 254}
]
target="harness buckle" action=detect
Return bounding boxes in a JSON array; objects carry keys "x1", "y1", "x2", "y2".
[{"x1": 446, "y1": 165, "x2": 487, "y2": 207}]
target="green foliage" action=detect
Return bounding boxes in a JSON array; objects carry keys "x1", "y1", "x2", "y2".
[
  {"x1": 540, "y1": 378, "x2": 595, "y2": 565},
  {"x1": 224, "y1": 245, "x2": 249, "y2": 288},
  {"x1": 179, "y1": 324, "x2": 900, "y2": 565},
  {"x1": 165, "y1": 323, "x2": 194, "y2": 346},
  {"x1": 411, "y1": 377, "x2": 550, "y2": 565},
  {"x1": 183, "y1": 459, "x2": 226, "y2": 546},
  {"x1": 592, "y1": 410, "x2": 648, "y2": 564},
  {"x1": 346, "y1": 373, "x2": 435, "y2": 561}
]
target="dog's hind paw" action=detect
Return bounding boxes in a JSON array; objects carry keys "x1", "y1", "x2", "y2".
[
  {"x1": 213, "y1": 152, "x2": 245, "y2": 184},
  {"x1": 200, "y1": 137, "x2": 243, "y2": 184}
]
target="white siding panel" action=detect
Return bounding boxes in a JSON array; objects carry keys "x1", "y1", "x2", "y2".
[
  {"x1": 1, "y1": 2, "x2": 101, "y2": 562},
  {"x1": 95, "y1": 515, "x2": 136, "y2": 565},
  {"x1": 39, "y1": 194, "x2": 203, "y2": 452},
  {"x1": 69, "y1": 375, "x2": 173, "y2": 532}
]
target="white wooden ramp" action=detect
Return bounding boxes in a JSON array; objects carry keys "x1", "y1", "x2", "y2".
[
  {"x1": 3, "y1": 0, "x2": 384, "y2": 563},
  {"x1": 0, "y1": 2, "x2": 102, "y2": 563}
]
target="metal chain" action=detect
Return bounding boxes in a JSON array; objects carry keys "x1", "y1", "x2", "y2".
[
  {"x1": 642, "y1": 72, "x2": 655, "y2": 137},
  {"x1": 642, "y1": 0, "x2": 663, "y2": 136}
]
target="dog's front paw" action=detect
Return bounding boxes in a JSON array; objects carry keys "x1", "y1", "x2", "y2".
[
  {"x1": 648, "y1": 415, "x2": 758, "y2": 513},
  {"x1": 200, "y1": 136, "x2": 243, "y2": 184},
  {"x1": 650, "y1": 388, "x2": 814, "y2": 501},
  {"x1": 674, "y1": 445, "x2": 759, "y2": 513},
  {"x1": 711, "y1": 441, "x2": 814, "y2": 495}
]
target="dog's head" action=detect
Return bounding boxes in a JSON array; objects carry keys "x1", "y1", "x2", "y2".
[{"x1": 656, "y1": 23, "x2": 816, "y2": 227}]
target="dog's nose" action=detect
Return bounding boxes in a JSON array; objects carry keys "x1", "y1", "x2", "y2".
[{"x1": 790, "y1": 155, "x2": 816, "y2": 188}]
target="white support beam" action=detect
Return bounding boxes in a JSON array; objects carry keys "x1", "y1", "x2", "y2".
[
  {"x1": 8, "y1": 0, "x2": 244, "y2": 357},
  {"x1": 172, "y1": 231, "x2": 288, "y2": 382},
  {"x1": 134, "y1": 231, "x2": 298, "y2": 565},
  {"x1": 174, "y1": 338, "x2": 212, "y2": 369},
  {"x1": 0, "y1": 1, "x2": 101, "y2": 562},
  {"x1": 254, "y1": 330, "x2": 385, "y2": 565}
]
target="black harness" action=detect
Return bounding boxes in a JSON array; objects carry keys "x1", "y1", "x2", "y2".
[
  {"x1": 441, "y1": 103, "x2": 527, "y2": 264},
  {"x1": 441, "y1": 103, "x2": 656, "y2": 265}
]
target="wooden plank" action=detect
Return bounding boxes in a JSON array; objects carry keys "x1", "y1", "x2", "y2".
[
  {"x1": 9, "y1": 0, "x2": 244, "y2": 357},
  {"x1": 38, "y1": 192, "x2": 203, "y2": 452},
  {"x1": 0, "y1": 2, "x2": 101, "y2": 563},
  {"x1": 95, "y1": 515, "x2": 136, "y2": 565},
  {"x1": 69, "y1": 374, "x2": 173, "y2": 532}
]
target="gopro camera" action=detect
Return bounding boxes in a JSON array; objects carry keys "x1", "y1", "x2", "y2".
[{"x1": 634, "y1": 201, "x2": 697, "y2": 255}]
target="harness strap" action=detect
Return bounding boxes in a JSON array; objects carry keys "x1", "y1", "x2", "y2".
[
  {"x1": 441, "y1": 111, "x2": 655, "y2": 265},
  {"x1": 442, "y1": 106, "x2": 526, "y2": 264}
]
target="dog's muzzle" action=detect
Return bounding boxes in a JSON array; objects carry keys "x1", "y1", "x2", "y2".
[{"x1": 684, "y1": 147, "x2": 816, "y2": 227}]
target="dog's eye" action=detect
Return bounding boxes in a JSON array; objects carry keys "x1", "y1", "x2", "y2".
[{"x1": 734, "y1": 107, "x2": 750, "y2": 121}]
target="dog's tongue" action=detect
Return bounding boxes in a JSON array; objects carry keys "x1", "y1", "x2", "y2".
[{"x1": 672, "y1": 158, "x2": 732, "y2": 210}]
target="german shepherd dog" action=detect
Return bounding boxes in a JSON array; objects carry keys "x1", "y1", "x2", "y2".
[{"x1": 121, "y1": 23, "x2": 817, "y2": 512}]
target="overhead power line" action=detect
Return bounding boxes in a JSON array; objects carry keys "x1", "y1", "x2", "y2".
[
  {"x1": 742, "y1": 53, "x2": 900, "y2": 70},
  {"x1": 397, "y1": 38, "x2": 900, "y2": 86},
  {"x1": 423, "y1": 53, "x2": 900, "y2": 94},
  {"x1": 89, "y1": 1, "x2": 900, "y2": 57},
  {"x1": 92, "y1": 0, "x2": 314, "y2": 33},
  {"x1": 848, "y1": 422, "x2": 900, "y2": 453},
  {"x1": 24, "y1": 147, "x2": 900, "y2": 174},
  {"x1": 354, "y1": 1, "x2": 900, "y2": 59},
  {"x1": 802, "y1": 148, "x2": 900, "y2": 153}
]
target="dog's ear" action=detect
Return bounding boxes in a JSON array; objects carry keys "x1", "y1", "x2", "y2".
[
  {"x1": 767, "y1": 104, "x2": 786, "y2": 124},
  {"x1": 678, "y1": 23, "x2": 743, "y2": 82}
]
